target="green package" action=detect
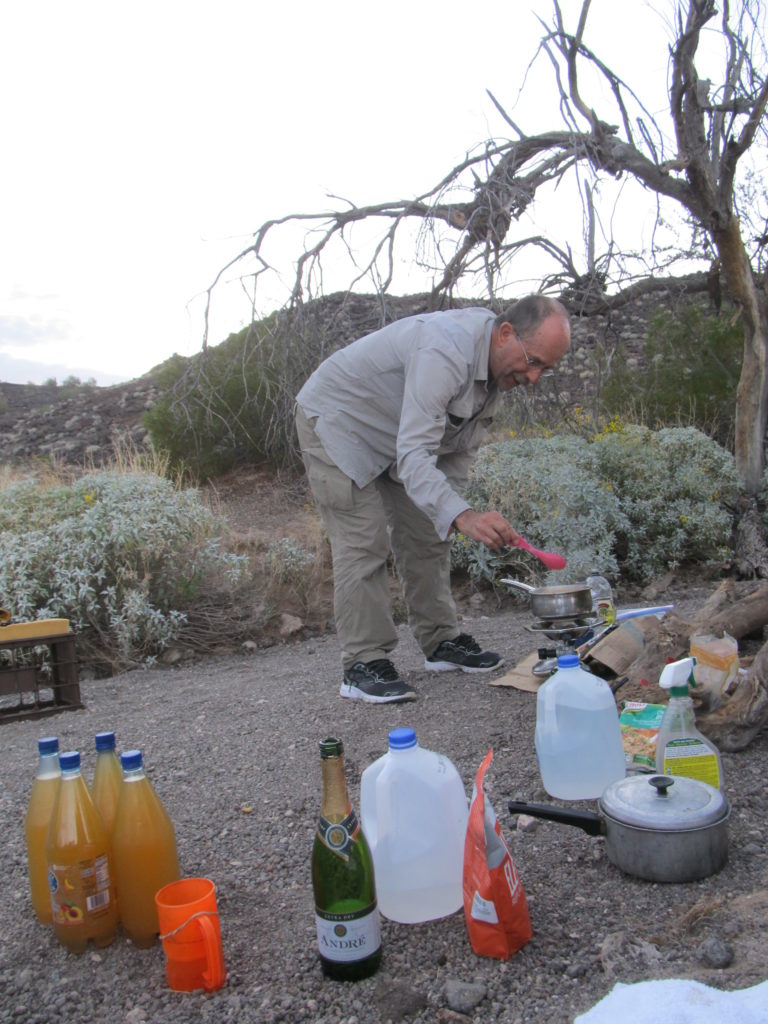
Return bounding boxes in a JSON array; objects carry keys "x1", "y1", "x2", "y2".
[{"x1": 619, "y1": 702, "x2": 666, "y2": 770}]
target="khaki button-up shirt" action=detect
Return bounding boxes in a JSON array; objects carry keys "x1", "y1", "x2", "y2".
[{"x1": 296, "y1": 307, "x2": 502, "y2": 540}]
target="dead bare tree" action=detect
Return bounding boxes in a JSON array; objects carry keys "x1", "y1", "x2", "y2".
[{"x1": 198, "y1": 2, "x2": 767, "y2": 521}]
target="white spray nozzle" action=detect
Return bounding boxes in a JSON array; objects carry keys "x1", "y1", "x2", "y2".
[{"x1": 659, "y1": 656, "x2": 695, "y2": 690}]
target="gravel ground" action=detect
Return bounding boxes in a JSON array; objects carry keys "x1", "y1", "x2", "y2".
[{"x1": 2, "y1": 587, "x2": 768, "y2": 1024}]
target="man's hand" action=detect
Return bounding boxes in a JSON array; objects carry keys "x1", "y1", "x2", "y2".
[{"x1": 454, "y1": 509, "x2": 521, "y2": 550}]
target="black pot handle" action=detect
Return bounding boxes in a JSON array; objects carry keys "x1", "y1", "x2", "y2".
[{"x1": 508, "y1": 800, "x2": 604, "y2": 837}]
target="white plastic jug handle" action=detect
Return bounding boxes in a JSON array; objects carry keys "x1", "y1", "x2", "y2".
[{"x1": 538, "y1": 679, "x2": 559, "y2": 737}]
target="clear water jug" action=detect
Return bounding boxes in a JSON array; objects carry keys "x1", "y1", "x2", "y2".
[
  {"x1": 360, "y1": 727, "x2": 468, "y2": 924},
  {"x1": 535, "y1": 653, "x2": 626, "y2": 799}
]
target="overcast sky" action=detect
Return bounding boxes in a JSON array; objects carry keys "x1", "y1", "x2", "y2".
[{"x1": 1, "y1": 1, "x2": 685, "y2": 386}]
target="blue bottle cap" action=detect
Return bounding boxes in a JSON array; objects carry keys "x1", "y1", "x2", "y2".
[
  {"x1": 95, "y1": 731, "x2": 116, "y2": 751},
  {"x1": 121, "y1": 749, "x2": 143, "y2": 771},
  {"x1": 388, "y1": 727, "x2": 417, "y2": 750},
  {"x1": 60, "y1": 751, "x2": 81, "y2": 771},
  {"x1": 38, "y1": 736, "x2": 59, "y2": 755},
  {"x1": 557, "y1": 653, "x2": 580, "y2": 669}
]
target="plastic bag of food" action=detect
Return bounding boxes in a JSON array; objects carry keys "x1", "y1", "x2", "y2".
[
  {"x1": 690, "y1": 633, "x2": 739, "y2": 711},
  {"x1": 462, "y1": 748, "x2": 532, "y2": 959},
  {"x1": 619, "y1": 702, "x2": 666, "y2": 772}
]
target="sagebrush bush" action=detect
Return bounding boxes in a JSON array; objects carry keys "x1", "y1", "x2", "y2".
[
  {"x1": 592, "y1": 425, "x2": 738, "y2": 580},
  {"x1": 454, "y1": 435, "x2": 628, "y2": 585},
  {"x1": 0, "y1": 470, "x2": 247, "y2": 672},
  {"x1": 264, "y1": 537, "x2": 315, "y2": 590},
  {"x1": 453, "y1": 425, "x2": 738, "y2": 585}
]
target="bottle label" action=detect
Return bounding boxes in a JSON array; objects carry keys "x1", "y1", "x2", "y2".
[
  {"x1": 316, "y1": 810, "x2": 359, "y2": 862},
  {"x1": 315, "y1": 904, "x2": 381, "y2": 963},
  {"x1": 596, "y1": 599, "x2": 616, "y2": 624},
  {"x1": 662, "y1": 739, "x2": 721, "y2": 788},
  {"x1": 49, "y1": 855, "x2": 112, "y2": 925}
]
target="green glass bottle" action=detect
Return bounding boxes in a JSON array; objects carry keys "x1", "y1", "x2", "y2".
[{"x1": 312, "y1": 737, "x2": 382, "y2": 981}]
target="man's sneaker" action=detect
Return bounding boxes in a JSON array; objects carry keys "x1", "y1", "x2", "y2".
[
  {"x1": 425, "y1": 633, "x2": 503, "y2": 674},
  {"x1": 340, "y1": 659, "x2": 417, "y2": 703}
]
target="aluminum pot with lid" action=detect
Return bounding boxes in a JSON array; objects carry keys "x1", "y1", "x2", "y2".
[
  {"x1": 509, "y1": 774, "x2": 730, "y2": 883},
  {"x1": 500, "y1": 579, "x2": 594, "y2": 620}
]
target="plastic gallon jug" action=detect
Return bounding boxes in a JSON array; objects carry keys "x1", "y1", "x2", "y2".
[
  {"x1": 360, "y1": 728, "x2": 469, "y2": 923},
  {"x1": 535, "y1": 654, "x2": 626, "y2": 800}
]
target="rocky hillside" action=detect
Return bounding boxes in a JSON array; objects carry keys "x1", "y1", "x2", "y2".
[
  {"x1": 0, "y1": 290, "x2": 683, "y2": 467},
  {"x1": 0, "y1": 377, "x2": 161, "y2": 465}
]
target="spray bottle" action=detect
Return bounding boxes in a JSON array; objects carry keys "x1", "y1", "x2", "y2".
[{"x1": 655, "y1": 656, "x2": 724, "y2": 790}]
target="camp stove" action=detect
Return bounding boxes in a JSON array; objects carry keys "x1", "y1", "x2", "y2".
[{"x1": 525, "y1": 615, "x2": 600, "y2": 676}]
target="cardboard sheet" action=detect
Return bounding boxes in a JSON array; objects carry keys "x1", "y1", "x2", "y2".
[
  {"x1": 489, "y1": 651, "x2": 545, "y2": 693},
  {"x1": 578, "y1": 617, "x2": 658, "y2": 676}
]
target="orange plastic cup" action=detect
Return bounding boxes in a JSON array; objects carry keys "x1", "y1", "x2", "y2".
[{"x1": 155, "y1": 877, "x2": 226, "y2": 992}]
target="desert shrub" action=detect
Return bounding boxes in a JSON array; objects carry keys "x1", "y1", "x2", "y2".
[
  {"x1": 454, "y1": 425, "x2": 737, "y2": 585},
  {"x1": 143, "y1": 326, "x2": 284, "y2": 480},
  {"x1": 453, "y1": 435, "x2": 628, "y2": 586},
  {"x1": 592, "y1": 425, "x2": 738, "y2": 580},
  {"x1": 600, "y1": 304, "x2": 742, "y2": 448},
  {"x1": 264, "y1": 537, "x2": 315, "y2": 589},
  {"x1": 0, "y1": 469, "x2": 247, "y2": 672},
  {"x1": 144, "y1": 301, "x2": 347, "y2": 479}
]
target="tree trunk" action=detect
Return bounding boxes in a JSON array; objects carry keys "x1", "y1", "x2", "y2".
[{"x1": 715, "y1": 218, "x2": 768, "y2": 496}]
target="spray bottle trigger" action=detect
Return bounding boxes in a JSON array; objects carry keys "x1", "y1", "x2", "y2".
[{"x1": 658, "y1": 656, "x2": 696, "y2": 691}]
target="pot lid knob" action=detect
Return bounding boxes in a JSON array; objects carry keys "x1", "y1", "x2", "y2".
[{"x1": 649, "y1": 776, "x2": 674, "y2": 797}]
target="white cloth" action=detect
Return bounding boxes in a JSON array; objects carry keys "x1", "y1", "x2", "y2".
[{"x1": 574, "y1": 979, "x2": 768, "y2": 1023}]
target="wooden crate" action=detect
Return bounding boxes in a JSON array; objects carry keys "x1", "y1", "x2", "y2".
[{"x1": 0, "y1": 630, "x2": 82, "y2": 723}]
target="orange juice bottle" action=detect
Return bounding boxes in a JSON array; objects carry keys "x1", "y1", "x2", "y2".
[
  {"x1": 112, "y1": 749, "x2": 181, "y2": 948},
  {"x1": 91, "y1": 731, "x2": 122, "y2": 833},
  {"x1": 24, "y1": 736, "x2": 61, "y2": 923},
  {"x1": 46, "y1": 750, "x2": 118, "y2": 953}
]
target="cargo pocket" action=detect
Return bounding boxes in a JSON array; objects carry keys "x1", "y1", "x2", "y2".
[{"x1": 305, "y1": 454, "x2": 355, "y2": 511}]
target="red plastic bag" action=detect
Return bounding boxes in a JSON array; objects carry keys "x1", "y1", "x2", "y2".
[{"x1": 463, "y1": 748, "x2": 532, "y2": 959}]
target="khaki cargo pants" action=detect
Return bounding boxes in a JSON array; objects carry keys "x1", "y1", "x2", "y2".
[{"x1": 295, "y1": 406, "x2": 459, "y2": 670}]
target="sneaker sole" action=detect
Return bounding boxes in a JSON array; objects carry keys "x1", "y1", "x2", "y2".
[
  {"x1": 424, "y1": 658, "x2": 503, "y2": 674},
  {"x1": 339, "y1": 682, "x2": 417, "y2": 703}
]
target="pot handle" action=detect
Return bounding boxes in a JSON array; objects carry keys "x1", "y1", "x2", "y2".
[
  {"x1": 499, "y1": 579, "x2": 535, "y2": 595},
  {"x1": 508, "y1": 800, "x2": 604, "y2": 837}
]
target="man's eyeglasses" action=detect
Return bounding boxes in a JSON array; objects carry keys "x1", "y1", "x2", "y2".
[{"x1": 516, "y1": 335, "x2": 555, "y2": 377}]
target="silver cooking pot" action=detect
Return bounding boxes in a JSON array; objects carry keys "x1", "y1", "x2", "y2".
[
  {"x1": 500, "y1": 579, "x2": 593, "y2": 620},
  {"x1": 509, "y1": 774, "x2": 730, "y2": 883}
]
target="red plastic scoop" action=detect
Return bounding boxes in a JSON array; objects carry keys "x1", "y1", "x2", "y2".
[{"x1": 513, "y1": 537, "x2": 567, "y2": 570}]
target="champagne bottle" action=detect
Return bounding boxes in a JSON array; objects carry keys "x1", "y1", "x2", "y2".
[{"x1": 312, "y1": 737, "x2": 381, "y2": 981}]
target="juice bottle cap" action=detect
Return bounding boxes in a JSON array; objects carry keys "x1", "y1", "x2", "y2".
[
  {"x1": 121, "y1": 749, "x2": 143, "y2": 771},
  {"x1": 95, "y1": 731, "x2": 116, "y2": 751},
  {"x1": 60, "y1": 751, "x2": 81, "y2": 771},
  {"x1": 388, "y1": 727, "x2": 417, "y2": 750},
  {"x1": 38, "y1": 736, "x2": 59, "y2": 755}
]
